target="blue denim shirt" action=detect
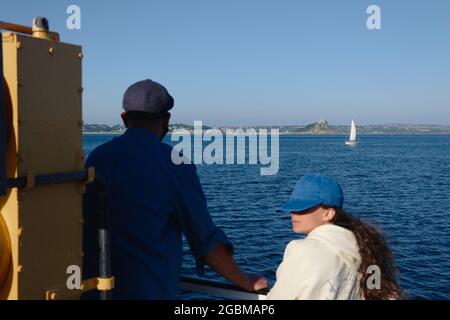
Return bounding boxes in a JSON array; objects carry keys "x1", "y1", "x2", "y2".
[{"x1": 82, "y1": 128, "x2": 233, "y2": 299}]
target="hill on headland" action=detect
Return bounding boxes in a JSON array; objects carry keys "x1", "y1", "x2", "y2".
[{"x1": 289, "y1": 119, "x2": 337, "y2": 134}]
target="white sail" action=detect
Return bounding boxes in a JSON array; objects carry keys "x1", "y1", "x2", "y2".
[
  {"x1": 345, "y1": 119, "x2": 358, "y2": 145},
  {"x1": 349, "y1": 120, "x2": 357, "y2": 141}
]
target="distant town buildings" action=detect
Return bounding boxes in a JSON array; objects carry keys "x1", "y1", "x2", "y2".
[{"x1": 82, "y1": 121, "x2": 450, "y2": 135}]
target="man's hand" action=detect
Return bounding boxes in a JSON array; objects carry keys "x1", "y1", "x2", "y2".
[
  {"x1": 203, "y1": 244, "x2": 268, "y2": 292},
  {"x1": 244, "y1": 273, "x2": 268, "y2": 292}
]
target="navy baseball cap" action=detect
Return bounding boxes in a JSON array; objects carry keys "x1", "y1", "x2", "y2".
[
  {"x1": 281, "y1": 174, "x2": 344, "y2": 213},
  {"x1": 122, "y1": 79, "x2": 174, "y2": 117}
]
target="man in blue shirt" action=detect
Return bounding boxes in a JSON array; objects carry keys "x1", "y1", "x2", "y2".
[{"x1": 82, "y1": 79, "x2": 267, "y2": 299}]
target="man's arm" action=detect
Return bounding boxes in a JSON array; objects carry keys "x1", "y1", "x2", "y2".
[
  {"x1": 171, "y1": 161, "x2": 267, "y2": 291},
  {"x1": 202, "y1": 244, "x2": 268, "y2": 292}
]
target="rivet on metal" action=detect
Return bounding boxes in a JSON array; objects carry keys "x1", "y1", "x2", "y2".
[
  {"x1": 48, "y1": 47, "x2": 54, "y2": 54},
  {"x1": 77, "y1": 53, "x2": 83, "y2": 60}
]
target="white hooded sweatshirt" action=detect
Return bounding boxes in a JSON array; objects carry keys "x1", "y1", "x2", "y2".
[{"x1": 266, "y1": 224, "x2": 363, "y2": 300}]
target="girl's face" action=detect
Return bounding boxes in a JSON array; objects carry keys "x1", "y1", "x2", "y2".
[{"x1": 290, "y1": 206, "x2": 336, "y2": 234}]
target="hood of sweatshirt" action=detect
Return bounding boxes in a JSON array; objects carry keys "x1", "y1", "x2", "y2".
[{"x1": 306, "y1": 224, "x2": 361, "y2": 269}]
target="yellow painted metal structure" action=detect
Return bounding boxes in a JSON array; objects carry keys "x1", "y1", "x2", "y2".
[{"x1": 0, "y1": 29, "x2": 84, "y2": 299}]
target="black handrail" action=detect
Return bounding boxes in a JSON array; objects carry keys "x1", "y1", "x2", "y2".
[
  {"x1": 6, "y1": 171, "x2": 88, "y2": 188},
  {"x1": 180, "y1": 276, "x2": 269, "y2": 295},
  {"x1": 179, "y1": 275, "x2": 269, "y2": 300},
  {"x1": 91, "y1": 176, "x2": 112, "y2": 300}
]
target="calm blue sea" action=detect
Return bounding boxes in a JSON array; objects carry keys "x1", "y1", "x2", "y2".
[{"x1": 83, "y1": 134, "x2": 450, "y2": 300}]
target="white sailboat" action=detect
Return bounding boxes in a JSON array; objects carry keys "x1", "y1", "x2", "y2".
[{"x1": 345, "y1": 119, "x2": 358, "y2": 146}]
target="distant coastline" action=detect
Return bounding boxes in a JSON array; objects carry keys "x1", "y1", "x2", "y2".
[
  {"x1": 82, "y1": 131, "x2": 450, "y2": 135},
  {"x1": 83, "y1": 120, "x2": 450, "y2": 135}
]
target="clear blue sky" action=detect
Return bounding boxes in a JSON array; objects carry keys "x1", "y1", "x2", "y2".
[{"x1": 2, "y1": 0, "x2": 450, "y2": 125}]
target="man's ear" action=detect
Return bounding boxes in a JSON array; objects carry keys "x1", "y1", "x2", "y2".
[
  {"x1": 323, "y1": 207, "x2": 336, "y2": 222},
  {"x1": 160, "y1": 112, "x2": 171, "y2": 139},
  {"x1": 163, "y1": 112, "x2": 171, "y2": 129},
  {"x1": 165, "y1": 112, "x2": 171, "y2": 125},
  {"x1": 121, "y1": 112, "x2": 128, "y2": 128}
]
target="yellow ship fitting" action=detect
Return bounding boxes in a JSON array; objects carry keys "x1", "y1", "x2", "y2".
[
  {"x1": 0, "y1": 17, "x2": 59, "y2": 42},
  {"x1": 0, "y1": 18, "x2": 113, "y2": 300},
  {"x1": 0, "y1": 215, "x2": 12, "y2": 296}
]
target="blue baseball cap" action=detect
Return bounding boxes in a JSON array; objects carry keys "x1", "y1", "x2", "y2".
[{"x1": 281, "y1": 174, "x2": 344, "y2": 212}]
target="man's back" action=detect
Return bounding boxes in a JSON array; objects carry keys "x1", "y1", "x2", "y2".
[{"x1": 82, "y1": 128, "x2": 231, "y2": 299}]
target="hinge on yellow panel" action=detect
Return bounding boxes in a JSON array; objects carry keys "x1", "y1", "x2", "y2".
[
  {"x1": 81, "y1": 276, "x2": 115, "y2": 292},
  {"x1": 22, "y1": 171, "x2": 36, "y2": 190},
  {"x1": 85, "y1": 167, "x2": 95, "y2": 184},
  {"x1": 44, "y1": 276, "x2": 115, "y2": 300},
  {"x1": 78, "y1": 167, "x2": 95, "y2": 194}
]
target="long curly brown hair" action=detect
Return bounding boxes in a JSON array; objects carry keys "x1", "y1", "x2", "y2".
[{"x1": 327, "y1": 207, "x2": 402, "y2": 299}]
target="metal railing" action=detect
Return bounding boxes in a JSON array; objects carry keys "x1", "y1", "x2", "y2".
[{"x1": 179, "y1": 276, "x2": 268, "y2": 300}]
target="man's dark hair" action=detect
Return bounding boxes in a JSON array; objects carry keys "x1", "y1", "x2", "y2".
[{"x1": 122, "y1": 111, "x2": 168, "y2": 128}]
